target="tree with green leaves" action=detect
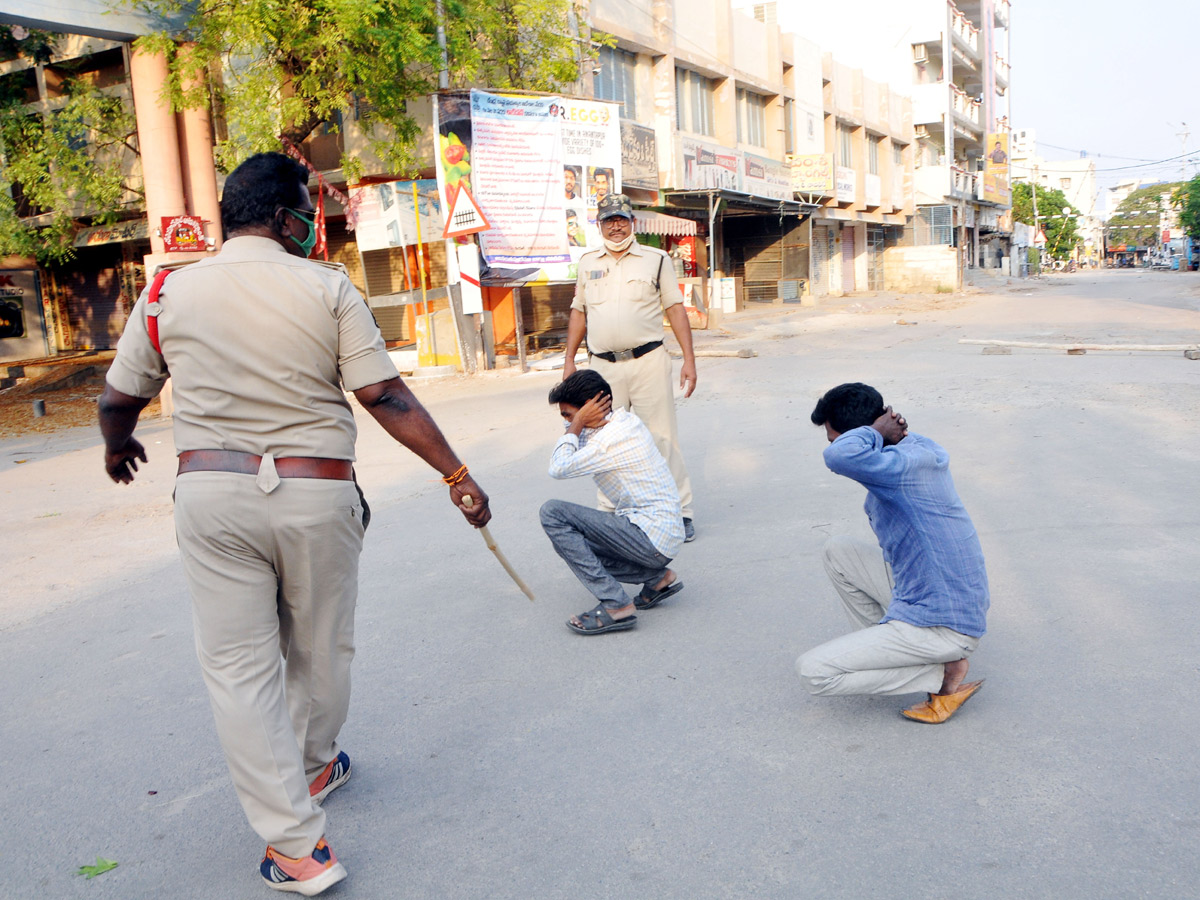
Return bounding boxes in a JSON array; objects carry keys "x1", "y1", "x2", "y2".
[
  {"x1": 1170, "y1": 175, "x2": 1200, "y2": 238},
  {"x1": 1107, "y1": 182, "x2": 1180, "y2": 248},
  {"x1": 0, "y1": 2, "x2": 593, "y2": 262},
  {"x1": 0, "y1": 29, "x2": 140, "y2": 263},
  {"x1": 138, "y1": 0, "x2": 593, "y2": 178},
  {"x1": 1011, "y1": 181, "x2": 1079, "y2": 260}
]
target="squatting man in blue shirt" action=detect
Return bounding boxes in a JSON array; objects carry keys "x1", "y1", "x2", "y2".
[
  {"x1": 540, "y1": 370, "x2": 686, "y2": 635},
  {"x1": 798, "y1": 383, "x2": 990, "y2": 724}
]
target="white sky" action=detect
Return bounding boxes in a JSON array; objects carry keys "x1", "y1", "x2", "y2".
[
  {"x1": 1012, "y1": 0, "x2": 1197, "y2": 196},
  {"x1": 767, "y1": 0, "x2": 1197, "y2": 206}
]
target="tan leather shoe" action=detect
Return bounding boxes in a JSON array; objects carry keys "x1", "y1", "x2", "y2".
[{"x1": 901, "y1": 679, "x2": 985, "y2": 724}]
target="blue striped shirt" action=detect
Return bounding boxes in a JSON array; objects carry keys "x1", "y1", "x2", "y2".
[
  {"x1": 549, "y1": 408, "x2": 684, "y2": 557},
  {"x1": 824, "y1": 427, "x2": 989, "y2": 638}
]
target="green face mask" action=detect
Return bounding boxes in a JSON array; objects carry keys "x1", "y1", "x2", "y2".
[{"x1": 284, "y1": 208, "x2": 317, "y2": 256}]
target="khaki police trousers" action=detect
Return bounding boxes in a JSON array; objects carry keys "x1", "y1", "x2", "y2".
[
  {"x1": 590, "y1": 345, "x2": 693, "y2": 518},
  {"x1": 174, "y1": 471, "x2": 364, "y2": 857},
  {"x1": 796, "y1": 536, "x2": 979, "y2": 697}
]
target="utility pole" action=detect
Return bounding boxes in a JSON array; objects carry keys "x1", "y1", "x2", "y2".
[{"x1": 1031, "y1": 162, "x2": 1040, "y2": 274}]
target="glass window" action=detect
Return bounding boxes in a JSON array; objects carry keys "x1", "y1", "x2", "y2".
[
  {"x1": 893, "y1": 142, "x2": 903, "y2": 167},
  {"x1": 868, "y1": 135, "x2": 880, "y2": 175},
  {"x1": 783, "y1": 98, "x2": 794, "y2": 155},
  {"x1": 736, "y1": 88, "x2": 766, "y2": 147},
  {"x1": 594, "y1": 46, "x2": 637, "y2": 120},
  {"x1": 837, "y1": 124, "x2": 853, "y2": 167},
  {"x1": 675, "y1": 68, "x2": 715, "y2": 136}
]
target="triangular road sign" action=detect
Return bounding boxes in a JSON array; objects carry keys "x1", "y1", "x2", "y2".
[{"x1": 442, "y1": 184, "x2": 491, "y2": 238}]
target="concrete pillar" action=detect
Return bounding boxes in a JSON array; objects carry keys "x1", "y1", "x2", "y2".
[
  {"x1": 129, "y1": 46, "x2": 186, "y2": 261},
  {"x1": 177, "y1": 46, "x2": 222, "y2": 251}
]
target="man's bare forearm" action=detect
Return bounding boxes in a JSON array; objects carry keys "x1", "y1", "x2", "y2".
[{"x1": 354, "y1": 378, "x2": 464, "y2": 476}]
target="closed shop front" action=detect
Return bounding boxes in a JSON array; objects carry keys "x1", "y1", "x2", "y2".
[
  {"x1": 867, "y1": 225, "x2": 886, "y2": 291},
  {"x1": 841, "y1": 224, "x2": 856, "y2": 292},
  {"x1": 811, "y1": 225, "x2": 833, "y2": 297},
  {"x1": 51, "y1": 243, "x2": 146, "y2": 351}
]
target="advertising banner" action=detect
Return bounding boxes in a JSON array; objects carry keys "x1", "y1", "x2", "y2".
[
  {"x1": 791, "y1": 153, "x2": 834, "y2": 195},
  {"x1": 432, "y1": 90, "x2": 621, "y2": 282},
  {"x1": 983, "y1": 131, "x2": 1010, "y2": 205},
  {"x1": 349, "y1": 180, "x2": 444, "y2": 251},
  {"x1": 620, "y1": 120, "x2": 658, "y2": 192}
]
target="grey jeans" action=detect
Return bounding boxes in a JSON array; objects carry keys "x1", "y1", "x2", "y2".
[{"x1": 540, "y1": 499, "x2": 671, "y2": 608}]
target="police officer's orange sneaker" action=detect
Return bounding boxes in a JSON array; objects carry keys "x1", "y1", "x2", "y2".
[
  {"x1": 308, "y1": 751, "x2": 351, "y2": 805},
  {"x1": 260, "y1": 838, "x2": 346, "y2": 895}
]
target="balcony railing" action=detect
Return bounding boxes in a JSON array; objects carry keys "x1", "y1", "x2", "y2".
[
  {"x1": 994, "y1": 53, "x2": 1010, "y2": 84},
  {"x1": 948, "y1": 2, "x2": 979, "y2": 53},
  {"x1": 995, "y1": 0, "x2": 1010, "y2": 27},
  {"x1": 950, "y1": 85, "x2": 981, "y2": 126},
  {"x1": 951, "y1": 165, "x2": 977, "y2": 198}
]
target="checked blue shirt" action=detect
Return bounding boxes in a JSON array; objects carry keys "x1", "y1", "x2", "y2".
[
  {"x1": 549, "y1": 408, "x2": 684, "y2": 557},
  {"x1": 824, "y1": 427, "x2": 989, "y2": 638}
]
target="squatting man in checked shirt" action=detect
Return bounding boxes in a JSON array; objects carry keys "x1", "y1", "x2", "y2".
[
  {"x1": 797, "y1": 383, "x2": 990, "y2": 724},
  {"x1": 540, "y1": 369, "x2": 686, "y2": 635}
]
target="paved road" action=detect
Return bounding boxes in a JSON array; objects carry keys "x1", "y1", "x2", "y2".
[{"x1": 3, "y1": 271, "x2": 1199, "y2": 899}]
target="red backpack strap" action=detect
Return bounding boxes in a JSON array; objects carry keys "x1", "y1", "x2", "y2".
[{"x1": 146, "y1": 269, "x2": 171, "y2": 355}]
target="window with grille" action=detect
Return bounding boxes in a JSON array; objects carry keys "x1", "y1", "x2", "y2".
[
  {"x1": 893, "y1": 142, "x2": 903, "y2": 167},
  {"x1": 594, "y1": 46, "x2": 637, "y2": 120},
  {"x1": 736, "y1": 88, "x2": 766, "y2": 147},
  {"x1": 915, "y1": 205, "x2": 953, "y2": 245},
  {"x1": 675, "y1": 68, "x2": 715, "y2": 136}
]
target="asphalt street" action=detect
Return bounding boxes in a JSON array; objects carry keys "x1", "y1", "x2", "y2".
[{"x1": 2, "y1": 270, "x2": 1199, "y2": 899}]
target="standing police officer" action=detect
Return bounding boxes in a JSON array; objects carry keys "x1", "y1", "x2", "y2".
[
  {"x1": 98, "y1": 152, "x2": 491, "y2": 896},
  {"x1": 563, "y1": 193, "x2": 697, "y2": 541}
]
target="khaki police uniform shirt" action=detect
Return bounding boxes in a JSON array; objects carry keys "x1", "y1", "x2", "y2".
[
  {"x1": 571, "y1": 242, "x2": 684, "y2": 354},
  {"x1": 106, "y1": 235, "x2": 399, "y2": 460}
]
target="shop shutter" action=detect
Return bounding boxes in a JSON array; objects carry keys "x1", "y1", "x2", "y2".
[
  {"x1": 841, "y1": 225, "x2": 856, "y2": 292},
  {"x1": 56, "y1": 245, "x2": 125, "y2": 350},
  {"x1": 811, "y1": 226, "x2": 830, "y2": 297}
]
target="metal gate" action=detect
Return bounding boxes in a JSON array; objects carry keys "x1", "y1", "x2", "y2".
[
  {"x1": 867, "y1": 226, "x2": 886, "y2": 291},
  {"x1": 811, "y1": 225, "x2": 833, "y2": 296}
]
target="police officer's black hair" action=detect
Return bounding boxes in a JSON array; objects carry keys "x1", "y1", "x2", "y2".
[
  {"x1": 549, "y1": 370, "x2": 612, "y2": 408},
  {"x1": 810, "y1": 383, "x2": 887, "y2": 434},
  {"x1": 220, "y1": 152, "x2": 311, "y2": 235}
]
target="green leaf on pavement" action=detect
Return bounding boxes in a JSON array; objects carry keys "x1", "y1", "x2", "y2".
[{"x1": 76, "y1": 857, "x2": 118, "y2": 879}]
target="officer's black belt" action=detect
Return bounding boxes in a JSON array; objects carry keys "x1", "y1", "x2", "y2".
[{"x1": 590, "y1": 340, "x2": 663, "y2": 363}]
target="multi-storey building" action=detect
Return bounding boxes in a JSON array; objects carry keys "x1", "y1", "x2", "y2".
[{"x1": 765, "y1": 0, "x2": 1013, "y2": 281}]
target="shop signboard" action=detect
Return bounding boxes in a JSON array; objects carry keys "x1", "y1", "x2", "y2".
[
  {"x1": 742, "y1": 152, "x2": 791, "y2": 201},
  {"x1": 680, "y1": 137, "x2": 740, "y2": 191},
  {"x1": 790, "y1": 153, "x2": 834, "y2": 195},
  {"x1": 620, "y1": 120, "x2": 658, "y2": 192},
  {"x1": 864, "y1": 174, "x2": 882, "y2": 208},
  {"x1": 73, "y1": 219, "x2": 149, "y2": 248},
  {"x1": 835, "y1": 166, "x2": 857, "y2": 203}
]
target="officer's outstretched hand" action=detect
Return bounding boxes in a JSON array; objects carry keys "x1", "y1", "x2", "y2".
[
  {"x1": 105, "y1": 437, "x2": 147, "y2": 485},
  {"x1": 454, "y1": 477, "x2": 492, "y2": 528}
]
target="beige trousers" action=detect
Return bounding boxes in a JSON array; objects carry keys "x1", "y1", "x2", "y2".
[
  {"x1": 796, "y1": 536, "x2": 979, "y2": 697},
  {"x1": 174, "y1": 471, "x2": 364, "y2": 857},
  {"x1": 589, "y1": 346, "x2": 693, "y2": 517}
]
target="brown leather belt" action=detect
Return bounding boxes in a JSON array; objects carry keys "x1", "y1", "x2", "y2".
[{"x1": 177, "y1": 449, "x2": 353, "y2": 480}]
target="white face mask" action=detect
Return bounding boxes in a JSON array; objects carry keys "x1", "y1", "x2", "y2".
[{"x1": 602, "y1": 232, "x2": 635, "y2": 254}]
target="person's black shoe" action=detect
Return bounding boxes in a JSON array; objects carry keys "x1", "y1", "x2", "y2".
[{"x1": 683, "y1": 518, "x2": 695, "y2": 542}]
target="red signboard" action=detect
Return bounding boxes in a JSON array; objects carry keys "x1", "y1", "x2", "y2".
[{"x1": 161, "y1": 215, "x2": 209, "y2": 253}]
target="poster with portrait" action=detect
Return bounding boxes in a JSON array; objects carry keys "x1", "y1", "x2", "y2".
[{"x1": 983, "y1": 132, "x2": 1010, "y2": 205}]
